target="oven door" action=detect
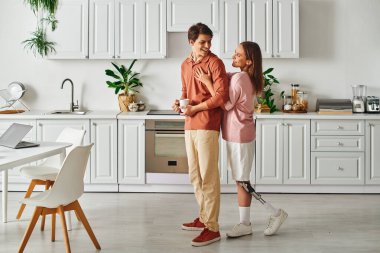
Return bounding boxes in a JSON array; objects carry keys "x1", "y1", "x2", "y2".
[{"x1": 145, "y1": 129, "x2": 188, "y2": 173}]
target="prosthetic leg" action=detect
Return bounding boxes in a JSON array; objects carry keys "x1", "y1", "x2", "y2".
[{"x1": 239, "y1": 181, "x2": 279, "y2": 215}]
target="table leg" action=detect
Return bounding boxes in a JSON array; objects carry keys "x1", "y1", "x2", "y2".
[
  {"x1": 59, "y1": 149, "x2": 72, "y2": 231},
  {"x1": 2, "y1": 170, "x2": 8, "y2": 223}
]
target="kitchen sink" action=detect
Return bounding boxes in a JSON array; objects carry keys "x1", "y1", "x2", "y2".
[{"x1": 49, "y1": 110, "x2": 88, "y2": 115}]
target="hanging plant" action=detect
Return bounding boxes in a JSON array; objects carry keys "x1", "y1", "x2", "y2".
[
  {"x1": 22, "y1": 27, "x2": 56, "y2": 57},
  {"x1": 22, "y1": 0, "x2": 59, "y2": 57}
]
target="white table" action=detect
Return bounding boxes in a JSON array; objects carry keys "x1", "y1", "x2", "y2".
[{"x1": 0, "y1": 142, "x2": 71, "y2": 223}]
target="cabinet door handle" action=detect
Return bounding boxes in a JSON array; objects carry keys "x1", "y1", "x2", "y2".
[
  {"x1": 337, "y1": 166, "x2": 344, "y2": 171},
  {"x1": 92, "y1": 122, "x2": 97, "y2": 126},
  {"x1": 337, "y1": 142, "x2": 343, "y2": 146},
  {"x1": 336, "y1": 126, "x2": 343, "y2": 129}
]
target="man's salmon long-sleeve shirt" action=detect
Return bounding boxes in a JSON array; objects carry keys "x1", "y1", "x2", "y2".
[{"x1": 181, "y1": 52, "x2": 229, "y2": 131}]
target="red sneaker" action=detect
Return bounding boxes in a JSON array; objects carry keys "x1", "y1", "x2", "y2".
[
  {"x1": 182, "y1": 218, "x2": 206, "y2": 231},
  {"x1": 191, "y1": 228, "x2": 221, "y2": 247}
]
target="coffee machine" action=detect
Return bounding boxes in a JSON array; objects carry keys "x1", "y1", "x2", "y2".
[{"x1": 352, "y1": 85, "x2": 366, "y2": 113}]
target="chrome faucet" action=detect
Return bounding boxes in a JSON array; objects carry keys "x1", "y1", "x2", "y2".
[{"x1": 61, "y1": 78, "x2": 79, "y2": 112}]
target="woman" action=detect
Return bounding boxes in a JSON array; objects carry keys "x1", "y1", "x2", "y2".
[{"x1": 194, "y1": 41, "x2": 287, "y2": 238}]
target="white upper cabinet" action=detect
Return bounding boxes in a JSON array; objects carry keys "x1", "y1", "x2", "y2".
[
  {"x1": 89, "y1": 0, "x2": 115, "y2": 59},
  {"x1": 90, "y1": 0, "x2": 166, "y2": 59},
  {"x1": 247, "y1": 0, "x2": 299, "y2": 58},
  {"x1": 167, "y1": 0, "x2": 219, "y2": 32},
  {"x1": 246, "y1": 0, "x2": 272, "y2": 58},
  {"x1": 140, "y1": 0, "x2": 167, "y2": 58},
  {"x1": 273, "y1": 0, "x2": 299, "y2": 58},
  {"x1": 219, "y1": 0, "x2": 246, "y2": 58},
  {"x1": 115, "y1": 0, "x2": 140, "y2": 59},
  {"x1": 47, "y1": 0, "x2": 89, "y2": 59}
]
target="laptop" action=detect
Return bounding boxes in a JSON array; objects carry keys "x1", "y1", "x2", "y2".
[{"x1": 0, "y1": 123, "x2": 39, "y2": 149}]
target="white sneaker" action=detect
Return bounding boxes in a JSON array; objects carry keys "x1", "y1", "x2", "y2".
[
  {"x1": 226, "y1": 223, "x2": 253, "y2": 238},
  {"x1": 264, "y1": 209, "x2": 288, "y2": 236}
]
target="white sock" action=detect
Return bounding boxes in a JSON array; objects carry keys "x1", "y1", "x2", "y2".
[{"x1": 239, "y1": 206, "x2": 251, "y2": 225}]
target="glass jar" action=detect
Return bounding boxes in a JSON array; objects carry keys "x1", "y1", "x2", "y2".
[
  {"x1": 282, "y1": 95, "x2": 292, "y2": 111},
  {"x1": 297, "y1": 91, "x2": 308, "y2": 111},
  {"x1": 291, "y1": 84, "x2": 300, "y2": 105}
]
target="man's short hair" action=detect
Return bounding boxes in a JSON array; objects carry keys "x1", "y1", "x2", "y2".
[{"x1": 188, "y1": 23, "x2": 213, "y2": 42}]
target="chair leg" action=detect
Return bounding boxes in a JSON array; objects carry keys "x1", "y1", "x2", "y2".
[
  {"x1": 72, "y1": 201, "x2": 101, "y2": 249},
  {"x1": 40, "y1": 181, "x2": 51, "y2": 231},
  {"x1": 74, "y1": 209, "x2": 81, "y2": 222},
  {"x1": 16, "y1": 180, "x2": 37, "y2": 220},
  {"x1": 51, "y1": 213, "x2": 56, "y2": 242},
  {"x1": 18, "y1": 206, "x2": 43, "y2": 253},
  {"x1": 57, "y1": 205, "x2": 71, "y2": 253}
]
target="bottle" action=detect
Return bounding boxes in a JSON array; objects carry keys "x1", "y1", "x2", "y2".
[
  {"x1": 291, "y1": 84, "x2": 300, "y2": 105},
  {"x1": 297, "y1": 91, "x2": 308, "y2": 111},
  {"x1": 282, "y1": 95, "x2": 292, "y2": 111}
]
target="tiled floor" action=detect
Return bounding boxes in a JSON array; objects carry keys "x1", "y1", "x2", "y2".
[{"x1": 1, "y1": 192, "x2": 380, "y2": 253}]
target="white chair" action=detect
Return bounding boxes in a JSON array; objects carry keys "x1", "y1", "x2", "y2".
[
  {"x1": 16, "y1": 128, "x2": 86, "y2": 228},
  {"x1": 18, "y1": 144, "x2": 101, "y2": 253}
]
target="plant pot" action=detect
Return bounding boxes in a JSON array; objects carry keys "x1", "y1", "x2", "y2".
[
  {"x1": 255, "y1": 104, "x2": 271, "y2": 113},
  {"x1": 118, "y1": 93, "x2": 136, "y2": 112}
]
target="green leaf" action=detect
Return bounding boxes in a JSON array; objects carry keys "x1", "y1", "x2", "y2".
[
  {"x1": 115, "y1": 87, "x2": 120, "y2": 94},
  {"x1": 127, "y1": 59, "x2": 137, "y2": 73},
  {"x1": 111, "y1": 62, "x2": 123, "y2": 76},
  {"x1": 105, "y1": 69, "x2": 120, "y2": 79},
  {"x1": 263, "y1": 68, "x2": 273, "y2": 75}
]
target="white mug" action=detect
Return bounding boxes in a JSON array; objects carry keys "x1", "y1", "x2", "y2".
[{"x1": 179, "y1": 99, "x2": 189, "y2": 112}]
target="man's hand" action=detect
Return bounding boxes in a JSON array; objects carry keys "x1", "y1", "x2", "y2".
[{"x1": 172, "y1": 99, "x2": 180, "y2": 113}]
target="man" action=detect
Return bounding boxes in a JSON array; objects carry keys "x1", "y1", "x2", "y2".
[{"x1": 172, "y1": 23, "x2": 228, "y2": 247}]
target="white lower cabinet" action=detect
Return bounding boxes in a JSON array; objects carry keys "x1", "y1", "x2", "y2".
[
  {"x1": 310, "y1": 119, "x2": 365, "y2": 185},
  {"x1": 36, "y1": 119, "x2": 91, "y2": 183},
  {"x1": 366, "y1": 120, "x2": 380, "y2": 184},
  {"x1": 118, "y1": 120, "x2": 145, "y2": 184},
  {"x1": 311, "y1": 152, "x2": 364, "y2": 184},
  {"x1": 90, "y1": 119, "x2": 118, "y2": 184},
  {"x1": 0, "y1": 120, "x2": 37, "y2": 184},
  {"x1": 256, "y1": 119, "x2": 310, "y2": 184}
]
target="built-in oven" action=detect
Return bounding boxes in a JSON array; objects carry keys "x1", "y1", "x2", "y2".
[{"x1": 145, "y1": 119, "x2": 188, "y2": 174}]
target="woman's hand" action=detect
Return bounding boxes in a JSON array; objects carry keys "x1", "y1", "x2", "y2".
[
  {"x1": 183, "y1": 105, "x2": 198, "y2": 117},
  {"x1": 194, "y1": 67, "x2": 216, "y2": 97},
  {"x1": 195, "y1": 67, "x2": 212, "y2": 87}
]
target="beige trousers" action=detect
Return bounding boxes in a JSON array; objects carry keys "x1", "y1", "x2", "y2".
[{"x1": 185, "y1": 130, "x2": 220, "y2": 232}]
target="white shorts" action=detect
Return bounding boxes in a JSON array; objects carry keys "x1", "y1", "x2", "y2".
[{"x1": 226, "y1": 140, "x2": 255, "y2": 182}]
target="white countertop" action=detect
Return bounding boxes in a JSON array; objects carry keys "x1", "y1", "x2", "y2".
[
  {"x1": 117, "y1": 111, "x2": 184, "y2": 120},
  {"x1": 2, "y1": 110, "x2": 380, "y2": 120},
  {"x1": 0, "y1": 110, "x2": 119, "y2": 119},
  {"x1": 255, "y1": 112, "x2": 380, "y2": 120}
]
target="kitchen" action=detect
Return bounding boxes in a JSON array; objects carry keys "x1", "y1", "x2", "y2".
[{"x1": 1, "y1": 0, "x2": 380, "y2": 252}]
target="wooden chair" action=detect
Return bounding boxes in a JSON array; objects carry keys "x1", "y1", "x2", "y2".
[
  {"x1": 16, "y1": 128, "x2": 85, "y2": 230},
  {"x1": 18, "y1": 144, "x2": 101, "y2": 253}
]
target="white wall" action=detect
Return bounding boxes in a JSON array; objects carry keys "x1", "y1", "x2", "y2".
[{"x1": 0, "y1": 0, "x2": 379, "y2": 112}]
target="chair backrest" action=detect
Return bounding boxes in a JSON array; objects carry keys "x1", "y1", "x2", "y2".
[
  {"x1": 43, "y1": 128, "x2": 86, "y2": 167},
  {"x1": 42, "y1": 144, "x2": 93, "y2": 208}
]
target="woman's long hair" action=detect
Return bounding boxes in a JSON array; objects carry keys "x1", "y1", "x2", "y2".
[{"x1": 240, "y1": 41, "x2": 263, "y2": 95}]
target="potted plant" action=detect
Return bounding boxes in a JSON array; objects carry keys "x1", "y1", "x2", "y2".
[
  {"x1": 105, "y1": 59, "x2": 143, "y2": 112},
  {"x1": 257, "y1": 68, "x2": 281, "y2": 113},
  {"x1": 23, "y1": 0, "x2": 59, "y2": 57}
]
